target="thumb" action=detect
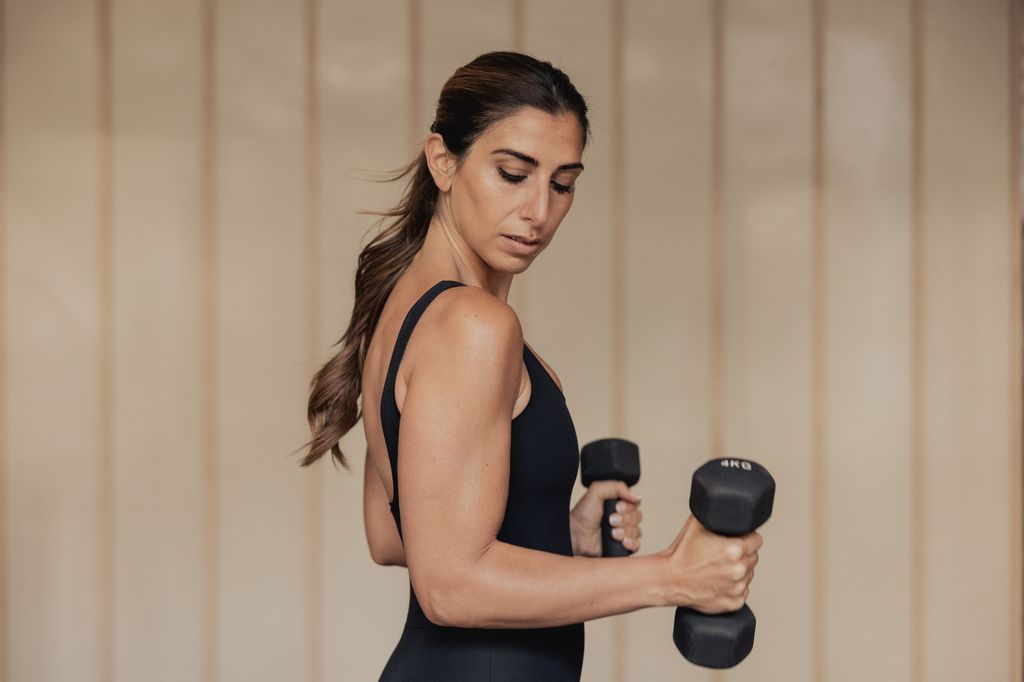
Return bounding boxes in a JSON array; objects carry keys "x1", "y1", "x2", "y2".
[
  {"x1": 593, "y1": 477, "x2": 638, "y2": 503},
  {"x1": 617, "y1": 482, "x2": 641, "y2": 504}
]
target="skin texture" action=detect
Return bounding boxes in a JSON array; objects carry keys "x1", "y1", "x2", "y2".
[{"x1": 358, "y1": 107, "x2": 762, "y2": 628}]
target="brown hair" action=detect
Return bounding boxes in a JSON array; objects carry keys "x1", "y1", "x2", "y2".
[{"x1": 298, "y1": 51, "x2": 590, "y2": 469}]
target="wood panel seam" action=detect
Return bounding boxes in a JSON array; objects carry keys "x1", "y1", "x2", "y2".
[
  {"x1": 200, "y1": 1, "x2": 219, "y2": 680},
  {"x1": 97, "y1": 0, "x2": 115, "y2": 679},
  {"x1": 305, "y1": 0, "x2": 322, "y2": 680},
  {"x1": 1009, "y1": 0, "x2": 1023, "y2": 679},
  {"x1": 610, "y1": 4, "x2": 627, "y2": 681},
  {"x1": 811, "y1": 0, "x2": 827, "y2": 679},
  {"x1": 910, "y1": 0, "x2": 926, "y2": 679}
]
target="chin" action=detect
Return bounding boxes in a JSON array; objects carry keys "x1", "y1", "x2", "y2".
[{"x1": 506, "y1": 257, "x2": 535, "y2": 275}]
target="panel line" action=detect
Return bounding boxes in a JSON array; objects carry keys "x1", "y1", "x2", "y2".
[
  {"x1": 710, "y1": 4, "x2": 725, "y2": 678},
  {"x1": 200, "y1": 1, "x2": 219, "y2": 680},
  {"x1": 1009, "y1": 0, "x2": 1022, "y2": 679},
  {"x1": 609, "y1": 2, "x2": 627, "y2": 680},
  {"x1": 710, "y1": 0, "x2": 726, "y2": 463},
  {"x1": 810, "y1": 0, "x2": 826, "y2": 679},
  {"x1": 512, "y1": 0, "x2": 524, "y2": 53},
  {"x1": 305, "y1": 0, "x2": 322, "y2": 680},
  {"x1": 97, "y1": 0, "x2": 115, "y2": 678},
  {"x1": 910, "y1": 0, "x2": 926, "y2": 680},
  {"x1": 408, "y1": 0, "x2": 421, "y2": 153}
]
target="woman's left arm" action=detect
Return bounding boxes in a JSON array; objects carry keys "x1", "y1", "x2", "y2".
[
  {"x1": 569, "y1": 480, "x2": 643, "y2": 557},
  {"x1": 364, "y1": 447, "x2": 407, "y2": 567}
]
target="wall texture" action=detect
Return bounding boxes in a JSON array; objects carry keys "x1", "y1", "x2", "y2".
[{"x1": 1, "y1": 0, "x2": 1020, "y2": 681}]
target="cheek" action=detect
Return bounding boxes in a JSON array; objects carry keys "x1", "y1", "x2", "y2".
[{"x1": 458, "y1": 174, "x2": 515, "y2": 227}]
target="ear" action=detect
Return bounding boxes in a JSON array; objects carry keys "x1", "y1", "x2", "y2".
[{"x1": 424, "y1": 133, "x2": 457, "y2": 193}]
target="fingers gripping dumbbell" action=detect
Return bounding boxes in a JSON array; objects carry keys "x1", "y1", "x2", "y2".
[{"x1": 579, "y1": 438, "x2": 640, "y2": 557}]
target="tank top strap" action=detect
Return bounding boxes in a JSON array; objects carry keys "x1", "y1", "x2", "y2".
[{"x1": 380, "y1": 279, "x2": 466, "y2": 535}]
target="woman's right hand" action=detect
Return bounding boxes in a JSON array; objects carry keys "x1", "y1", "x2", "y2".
[{"x1": 659, "y1": 514, "x2": 762, "y2": 614}]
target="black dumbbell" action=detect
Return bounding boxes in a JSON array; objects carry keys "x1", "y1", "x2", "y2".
[
  {"x1": 673, "y1": 458, "x2": 775, "y2": 668},
  {"x1": 580, "y1": 438, "x2": 640, "y2": 557}
]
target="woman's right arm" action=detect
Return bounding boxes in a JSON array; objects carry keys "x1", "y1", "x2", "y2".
[{"x1": 397, "y1": 288, "x2": 761, "y2": 629}]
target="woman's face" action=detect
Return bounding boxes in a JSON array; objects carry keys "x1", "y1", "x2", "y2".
[{"x1": 430, "y1": 106, "x2": 585, "y2": 274}]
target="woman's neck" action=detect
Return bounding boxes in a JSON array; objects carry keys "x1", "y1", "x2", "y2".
[{"x1": 408, "y1": 216, "x2": 515, "y2": 302}]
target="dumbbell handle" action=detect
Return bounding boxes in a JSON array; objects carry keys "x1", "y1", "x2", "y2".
[{"x1": 601, "y1": 498, "x2": 632, "y2": 557}]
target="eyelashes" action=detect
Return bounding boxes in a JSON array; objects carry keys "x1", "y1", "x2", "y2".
[{"x1": 497, "y1": 167, "x2": 574, "y2": 195}]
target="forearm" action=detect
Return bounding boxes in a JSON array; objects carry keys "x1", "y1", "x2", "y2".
[{"x1": 426, "y1": 540, "x2": 669, "y2": 628}]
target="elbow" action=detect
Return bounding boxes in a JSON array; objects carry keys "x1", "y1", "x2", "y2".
[
  {"x1": 418, "y1": 586, "x2": 458, "y2": 627},
  {"x1": 369, "y1": 545, "x2": 404, "y2": 567},
  {"x1": 413, "y1": 576, "x2": 473, "y2": 628},
  {"x1": 366, "y1": 533, "x2": 406, "y2": 566}
]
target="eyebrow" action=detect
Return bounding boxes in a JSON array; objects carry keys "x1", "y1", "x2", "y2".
[{"x1": 491, "y1": 148, "x2": 584, "y2": 172}]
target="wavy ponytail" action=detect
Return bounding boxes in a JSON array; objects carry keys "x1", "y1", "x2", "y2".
[{"x1": 299, "y1": 51, "x2": 590, "y2": 469}]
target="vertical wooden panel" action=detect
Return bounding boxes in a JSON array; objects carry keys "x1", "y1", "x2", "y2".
[
  {"x1": 722, "y1": 0, "x2": 814, "y2": 680},
  {"x1": 520, "y1": 2, "x2": 615, "y2": 680},
  {"x1": 215, "y1": 0, "x2": 309, "y2": 679},
  {"x1": 418, "y1": 0, "x2": 514, "y2": 139},
  {"x1": 922, "y1": 0, "x2": 1013, "y2": 680},
  {"x1": 317, "y1": 1, "x2": 412, "y2": 679},
  {"x1": 110, "y1": 1, "x2": 204, "y2": 680},
  {"x1": 622, "y1": 1, "x2": 714, "y2": 680},
  {"x1": 822, "y1": 1, "x2": 914, "y2": 680},
  {"x1": 6, "y1": 0, "x2": 102, "y2": 680}
]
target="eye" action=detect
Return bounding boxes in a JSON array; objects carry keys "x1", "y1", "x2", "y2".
[
  {"x1": 499, "y1": 167, "x2": 575, "y2": 195},
  {"x1": 498, "y1": 167, "x2": 526, "y2": 184}
]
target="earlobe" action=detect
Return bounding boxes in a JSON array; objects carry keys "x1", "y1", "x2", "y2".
[{"x1": 424, "y1": 133, "x2": 455, "y2": 193}]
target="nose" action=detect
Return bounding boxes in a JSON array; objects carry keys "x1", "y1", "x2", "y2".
[{"x1": 521, "y1": 178, "x2": 550, "y2": 227}]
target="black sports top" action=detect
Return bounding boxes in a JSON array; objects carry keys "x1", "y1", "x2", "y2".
[{"x1": 378, "y1": 280, "x2": 585, "y2": 681}]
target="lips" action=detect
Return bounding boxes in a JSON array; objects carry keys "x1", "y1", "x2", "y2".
[
  {"x1": 503, "y1": 234, "x2": 540, "y2": 245},
  {"x1": 502, "y1": 234, "x2": 542, "y2": 255}
]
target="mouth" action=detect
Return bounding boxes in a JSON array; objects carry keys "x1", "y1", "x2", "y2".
[
  {"x1": 502, "y1": 234, "x2": 543, "y2": 255},
  {"x1": 503, "y1": 233, "x2": 544, "y2": 244}
]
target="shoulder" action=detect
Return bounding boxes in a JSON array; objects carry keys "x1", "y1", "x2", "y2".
[
  {"x1": 426, "y1": 284, "x2": 523, "y2": 352},
  {"x1": 404, "y1": 284, "x2": 524, "y2": 408}
]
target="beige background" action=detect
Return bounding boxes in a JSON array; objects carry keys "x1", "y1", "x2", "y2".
[{"x1": 2, "y1": 0, "x2": 1021, "y2": 681}]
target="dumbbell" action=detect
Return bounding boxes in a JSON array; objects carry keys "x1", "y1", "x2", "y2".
[
  {"x1": 580, "y1": 438, "x2": 640, "y2": 557},
  {"x1": 673, "y1": 458, "x2": 775, "y2": 669}
]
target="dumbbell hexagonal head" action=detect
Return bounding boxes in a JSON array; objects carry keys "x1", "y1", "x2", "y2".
[
  {"x1": 688, "y1": 458, "x2": 775, "y2": 536},
  {"x1": 674, "y1": 604, "x2": 756, "y2": 668}
]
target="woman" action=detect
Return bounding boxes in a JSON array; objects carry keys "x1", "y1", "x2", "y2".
[{"x1": 301, "y1": 51, "x2": 762, "y2": 681}]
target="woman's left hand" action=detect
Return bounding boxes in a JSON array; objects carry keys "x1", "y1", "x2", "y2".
[{"x1": 569, "y1": 481, "x2": 643, "y2": 557}]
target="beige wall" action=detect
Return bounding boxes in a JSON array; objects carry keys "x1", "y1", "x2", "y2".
[{"x1": 2, "y1": 0, "x2": 1020, "y2": 681}]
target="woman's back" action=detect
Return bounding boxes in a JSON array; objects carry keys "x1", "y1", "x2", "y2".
[{"x1": 364, "y1": 279, "x2": 585, "y2": 680}]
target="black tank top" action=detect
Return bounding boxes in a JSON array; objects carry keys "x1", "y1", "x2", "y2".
[{"x1": 378, "y1": 280, "x2": 585, "y2": 681}]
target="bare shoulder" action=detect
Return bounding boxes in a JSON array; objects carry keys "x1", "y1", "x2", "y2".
[{"x1": 418, "y1": 284, "x2": 524, "y2": 357}]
